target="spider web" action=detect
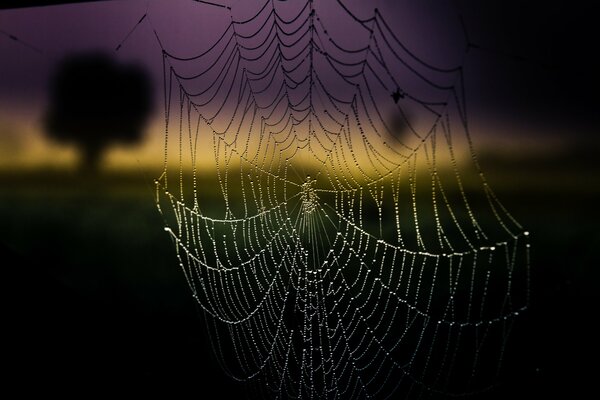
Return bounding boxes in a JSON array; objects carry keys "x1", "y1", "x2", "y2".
[{"x1": 154, "y1": 1, "x2": 530, "y2": 398}]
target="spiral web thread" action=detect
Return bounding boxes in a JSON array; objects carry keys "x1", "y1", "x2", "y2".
[{"x1": 154, "y1": 1, "x2": 530, "y2": 398}]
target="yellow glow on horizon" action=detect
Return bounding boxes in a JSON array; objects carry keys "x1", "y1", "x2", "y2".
[{"x1": 0, "y1": 115, "x2": 567, "y2": 174}]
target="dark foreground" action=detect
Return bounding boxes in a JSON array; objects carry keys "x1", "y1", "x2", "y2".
[{"x1": 1, "y1": 161, "x2": 598, "y2": 398}]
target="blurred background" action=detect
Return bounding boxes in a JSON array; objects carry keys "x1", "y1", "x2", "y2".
[{"x1": 1, "y1": 0, "x2": 598, "y2": 397}]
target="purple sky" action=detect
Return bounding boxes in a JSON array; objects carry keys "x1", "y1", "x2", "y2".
[
  {"x1": 0, "y1": 1, "x2": 461, "y2": 104},
  {"x1": 0, "y1": 0, "x2": 598, "y2": 162}
]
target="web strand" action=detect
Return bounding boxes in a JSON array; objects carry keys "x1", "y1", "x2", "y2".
[{"x1": 155, "y1": 1, "x2": 530, "y2": 399}]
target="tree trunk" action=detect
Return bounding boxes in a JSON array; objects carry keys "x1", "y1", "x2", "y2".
[{"x1": 81, "y1": 144, "x2": 104, "y2": 174}]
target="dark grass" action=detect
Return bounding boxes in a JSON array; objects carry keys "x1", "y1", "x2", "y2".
[{"x1": 0, "y1": 162, "x2": 598, "y2": 397}]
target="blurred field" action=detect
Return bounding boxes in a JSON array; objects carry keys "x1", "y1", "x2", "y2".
[{"x1": 0, "y1": 151, "x2": 598, "y2": 397}]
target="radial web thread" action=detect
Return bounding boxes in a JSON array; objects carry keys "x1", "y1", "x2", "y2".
[{"x1": 154, "y1": 1, "x2": 530, "y2": 398}]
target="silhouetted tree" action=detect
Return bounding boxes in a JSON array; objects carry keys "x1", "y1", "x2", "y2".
[
  {"x1": 387, "y1": 111, "x2": 412, "y2": 145},
  {"x1": 45, "y1": 53, "x2": 152, "y2": 172}
]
